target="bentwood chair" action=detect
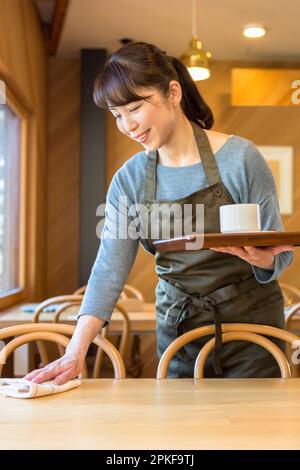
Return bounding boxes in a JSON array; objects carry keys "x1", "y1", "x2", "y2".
[
  {"x1": 120, "y1": 284, "x2": 145, "y2": 302},
  {"x1": 73, "y1": 283, "x2": 145, "y2": 376},
  {"x1": 283, "y1": 302, "x2": 300, "y2": 377},
  {"x1": 32, "y1": 295, "x2": 84, "y2": 367},
  {"x1": 91, "y1": 301, "x2": 131, "y2": 378},
  {"x1": 73, "y1": 285, "x2": 87, "y2": 295},
  {"x1": 119, "y1": 285, "x2": 145, "y2": 377},
  {"x1": 51, "y1": 298, "x2": 131, "y2": 378},
  {"x1": 0, "y1": 323, "x2": 125, "y2": 379},
  {"x1": 156, "y1": 323, "x2": 299, "y2": 379},
  {"x1": 74, "y1": 283, "x2": 145, "y2": 302},
  {"x1": 285, "y1": 302, "x2": 300, "y2": 331},
  {"x1": 33, "y1": 296, "x2": 131, "y2": 378},
  {"x1": 279, "y1": 282, "x2": 300, "y2": 307}
]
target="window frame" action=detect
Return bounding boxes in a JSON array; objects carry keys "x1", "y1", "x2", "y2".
[{"x1": 0, "y1": 84, "x2": 30, "y2": 309}]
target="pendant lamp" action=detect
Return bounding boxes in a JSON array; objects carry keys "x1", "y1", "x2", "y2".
[{"x1": 180, "y1": 0, "x2": 211, "y2": 81}]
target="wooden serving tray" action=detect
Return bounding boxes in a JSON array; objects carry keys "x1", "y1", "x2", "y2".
[{"x1": 152, "y1": 231, "x2": 300, "y2": 252}]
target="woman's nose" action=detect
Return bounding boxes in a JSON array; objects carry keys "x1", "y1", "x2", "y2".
[{"x1": 122, "y1": 115, "x2": 138, "y2": 134}]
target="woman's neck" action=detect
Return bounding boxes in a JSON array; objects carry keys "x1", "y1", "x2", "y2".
[{"x1": 157, "y1": 116, "x2": 201, "y2": 167}]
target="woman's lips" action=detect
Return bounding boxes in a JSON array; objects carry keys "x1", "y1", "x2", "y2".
[{"x1": 135, "y1": 128, "x2": 151, "y2": 142}]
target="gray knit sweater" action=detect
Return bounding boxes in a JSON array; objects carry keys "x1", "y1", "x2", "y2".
[{"x1": 78, "y1": 134, "x2": 293, "y2": 324}]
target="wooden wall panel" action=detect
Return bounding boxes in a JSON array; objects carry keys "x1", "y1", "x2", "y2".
[
  {"x1": 46, "y1": 58, "x2": 80, "y2": 297},
  {"x1": 232, "y1": 68, "x2": 300, "y2": 106}
]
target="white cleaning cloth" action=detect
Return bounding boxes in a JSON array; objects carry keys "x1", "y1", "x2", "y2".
[{"x1": 0, "y1": 378, "x2": 81, "y2": 399}]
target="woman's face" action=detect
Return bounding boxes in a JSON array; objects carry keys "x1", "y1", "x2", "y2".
[{"x1": 109, "y1": 82, "x2": 182, "y2": 150}]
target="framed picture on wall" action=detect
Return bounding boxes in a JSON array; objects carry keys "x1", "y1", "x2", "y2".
[{"x1": 257, "y1": 146, "x2": 294, "y2": 215}]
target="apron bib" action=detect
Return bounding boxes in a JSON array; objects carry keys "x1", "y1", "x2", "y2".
[{"x1": 140, "y1": 121, "x2": 284, "y2": 378}]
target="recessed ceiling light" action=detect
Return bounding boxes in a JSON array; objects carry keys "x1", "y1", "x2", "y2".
[{"x1": 243, "y1": 24, "x2": 266, "y2": 38}]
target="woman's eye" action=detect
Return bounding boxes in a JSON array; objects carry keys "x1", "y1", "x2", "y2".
[
  {"x1": 130, "y1": 105, "x2": 140, "y2": 112},
  {"x1": 112, "y1": 104, "x2": 140, "y2": 119}
]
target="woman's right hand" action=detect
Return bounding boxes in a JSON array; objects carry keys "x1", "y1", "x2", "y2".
[
  {"x1": 23, "y1": 353, "x2": 84, "y2": 386},
  {"x1": 22, "y1": 315, "x2": 105, "y2": 386}
]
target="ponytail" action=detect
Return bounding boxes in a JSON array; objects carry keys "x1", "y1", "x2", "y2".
[{"x1": 170, "y1": 57, "x2": 213, "y2": 129}]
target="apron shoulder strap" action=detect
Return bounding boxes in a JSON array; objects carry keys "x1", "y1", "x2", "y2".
[
  {"x1": 143, "y1": 121, "x2": 223, "y2": 201},
  {"x1": 190, "y1": 121, "x2": 222, "y2": 187}
]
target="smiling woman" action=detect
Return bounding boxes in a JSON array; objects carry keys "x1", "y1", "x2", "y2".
[{"x1": 25, "y1": 41, "x2": 294, "y2": 386}]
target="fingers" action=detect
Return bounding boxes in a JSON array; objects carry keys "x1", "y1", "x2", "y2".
[
  {"x1": 23, "y1": 368, "x2": 45, "y2": 382},
  {"x1": 210, "y1": 246, "x2": 241, "y2": 256},
  {"x1": 268, "y1": 244, "x2": 295, "y2": 256},
  {"x1": 23, "y1": 358, "x2": 80, "y2": 385},
  {"x1": 210, "y1": 247, "x2": 229, "y2": 253},
  {"x1": 30, "y1": 367, "x2": 59, "y2": 384},
  {"x1": 243, "y1": 246, "x2": 256, "y2": 254},
  {"x1": 24, "y1": 362, "x2": 60, "y2": 384},
  {"x1": 54, "y1": 369, "x2": 76, "y2": 386}
]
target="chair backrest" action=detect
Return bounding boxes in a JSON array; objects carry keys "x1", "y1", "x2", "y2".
[
  {"x1": 279, "y1": 282, "x2": 300, "y2": 306},
  {"x1": 0, "y1": 323, "x2": 125, "y2": 379},
  {"x1": 120, "y1": 284, "x2": 145, "y2": 302},
  {"x1": 156, "y1": 323, "x2": 299, "y2": 379},
  {"x1": 92, "y1": 301, "x2": 131, "y2": 378},
  {"x1": 285, "y1": 301, "x2": 300, "y2": 331},
  {"x1": 33, "y1": 295, "x2": 84, "y2": 323},
  {"x1": 52, "y1": 300, "x2": 83, "y2": 323},
  {"x1": 194, "y1": 331, "x2": 290, "y2": 378},
  {"x1": 73, "y1": 285, "x2": 87, "y2": 295},
  {"x1": 73, "y1": 284, "x2": 145, "y2": 301},
  {"x1": 32, "y1": 295, "x2": 84, "y2": 368}
]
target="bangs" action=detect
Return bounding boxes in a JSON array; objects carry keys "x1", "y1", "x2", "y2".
[{"x1": 93, "y1": 60, "x2": 153, "y2": 109}]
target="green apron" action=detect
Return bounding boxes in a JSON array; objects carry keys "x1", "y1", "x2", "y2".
[{"x1": 140, "y1": 121, "x2": 285, "y2": 378}]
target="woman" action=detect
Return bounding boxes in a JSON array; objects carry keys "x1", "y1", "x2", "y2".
[{"x1": 25, "y1": 42, "x2": 294, "y2": 384}]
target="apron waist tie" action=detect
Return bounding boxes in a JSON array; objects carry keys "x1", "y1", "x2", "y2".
[
  {"x1": 164, "y1": 295, "x2": 223, "y2": 375},
  {"x1": 162, "y1": 275, "x2": 262, "y2": 376}
]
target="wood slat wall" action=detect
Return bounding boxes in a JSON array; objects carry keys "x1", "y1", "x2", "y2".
[
  {"x1": 231, "y1": 68, "x2": 300, "y2": 106},
  {"x1": 47, "y1": 58, "x2": 300, "y2": 299},
  {"x1": 46, "y1": 58, "x2": 80, "y2": 297}
]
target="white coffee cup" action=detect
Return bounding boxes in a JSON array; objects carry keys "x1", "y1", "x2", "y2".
[{"x1": 219, "y1": 204, "x2": 261, "y2": 233}]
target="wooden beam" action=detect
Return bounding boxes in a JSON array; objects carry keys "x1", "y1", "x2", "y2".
[{"x1": 48, "y1": 0, "x2": 70, "y2": 56}]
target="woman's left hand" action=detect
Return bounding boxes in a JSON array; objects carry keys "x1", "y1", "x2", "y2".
[{"x1": 210, "y1": 245, "x2": 294, "y2": 270}]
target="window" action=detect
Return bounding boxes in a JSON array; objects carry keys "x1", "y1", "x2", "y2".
[{"x1": 0, "y1": 103, "x2": 21, "y2": 295}]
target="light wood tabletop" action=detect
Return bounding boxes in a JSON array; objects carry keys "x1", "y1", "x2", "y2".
[
  {"x1": 1, "y1": 378, "x2": 300, "y2": 450},
  {"x1": 0, "y1": 302, "x2": 156, "y2": 333},
  {"x1": 2, "y1": 302, "x2": 300, "y2": 332}
]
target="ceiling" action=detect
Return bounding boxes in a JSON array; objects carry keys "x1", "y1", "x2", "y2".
[{"x1": 53, "y1": 0, "x2": 300, "y2": 62}]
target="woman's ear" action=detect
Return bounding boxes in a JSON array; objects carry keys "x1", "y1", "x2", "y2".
[{"x1": 168, "y1": 80, "x2": 182, "y2": 107}]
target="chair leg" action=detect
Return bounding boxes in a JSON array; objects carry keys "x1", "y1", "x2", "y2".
[
  {"x1": 36, "y1": 341, "x2": 50, "y2": 368},
  {"x1": 92, "y1": 328, "x2": 108, "y2": 378},
  {"x1": 126, "y1": 334, "x2": 143, "y2": 377}
]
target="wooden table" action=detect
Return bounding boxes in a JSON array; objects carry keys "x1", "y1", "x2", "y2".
[
  {"x1": 0, "y1": 302, "x2": 156, "y2": 333},
  {"x1": 1, "y1": 378, "x2": 300, "y2": 450}
]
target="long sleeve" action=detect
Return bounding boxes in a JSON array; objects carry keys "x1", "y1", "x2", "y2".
[
  {"x1": 241, "y1": 144, "x2": 294, "y2": 283},
  {"x1": 77, "y1": 173, "x2": 139, "y2": 324},
  {"x1": 251, "y1": 192, "x2": 293, "y2": 283}
]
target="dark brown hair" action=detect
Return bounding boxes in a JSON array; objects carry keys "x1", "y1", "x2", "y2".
[{"x1": 93, "y1": 41, "x2": 213, "y2": 129}]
